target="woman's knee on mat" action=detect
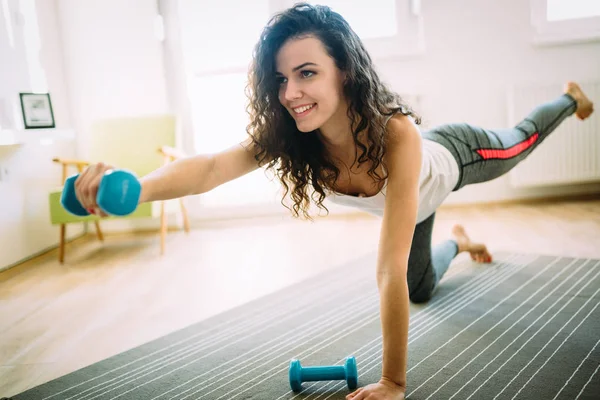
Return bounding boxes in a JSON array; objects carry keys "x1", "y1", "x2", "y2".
[
  {"x1": 409, "y1": 283, "x2": 435, "y2": 303},
  {"x1": 407, "y1": 268, "x2": 436, "y2": 303}
]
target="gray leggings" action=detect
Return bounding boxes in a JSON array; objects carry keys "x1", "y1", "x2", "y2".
[{"x1": 407, "y1": 93, "x2": 577, "y2": 303}]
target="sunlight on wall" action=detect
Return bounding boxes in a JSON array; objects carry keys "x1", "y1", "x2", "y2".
[
  {"x1": 547, "y1": 0, "x2": 600, "y2": 21},
  {"x1": 20, "y1": 0, "x2": 47, "y2": 92},
  {"x1": 303, "y1": 0, "x2": 397, "y2": 39}
]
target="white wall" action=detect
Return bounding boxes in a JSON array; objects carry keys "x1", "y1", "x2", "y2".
[
  {"x1": 1, "y1": 0, "x2": 172, "y2": 270},
  {"x1": 56, "y1": 0, "x2": 169, "y2": 159},
  {"x1": 375, "y1": 0, "x2": 600, "y2": 204},
  {"x1": 0, "y1": 0, "x2": 82, "y2": 270}
]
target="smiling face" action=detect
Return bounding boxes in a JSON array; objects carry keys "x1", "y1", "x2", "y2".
[{"x1": 275, "y1": 35, "x2": 347, "y2": 133}]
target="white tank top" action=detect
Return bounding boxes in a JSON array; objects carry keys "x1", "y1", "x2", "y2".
[{"x1": 326, "y1": 138, "x2": 459, "y2": 223}]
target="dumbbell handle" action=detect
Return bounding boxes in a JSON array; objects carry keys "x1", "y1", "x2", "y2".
[
  {"x1": 61, "y1": 169, "x2": 141, "y2": 217},
  {"x1": 301, "y1": 366, "x2": 346, "y2": 382}
]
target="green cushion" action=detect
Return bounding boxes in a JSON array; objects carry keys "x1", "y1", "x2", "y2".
[
  {"x1": 49, "y1": 190, "x2": 153, "y2": 225},
  {"x1": 48, "y1": 114, "x2": 176, "y2": 226}
]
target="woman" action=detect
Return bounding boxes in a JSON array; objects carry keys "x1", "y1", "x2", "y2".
[{"x1": 74, "y1": 4, "x2": 594, "y2": 399}]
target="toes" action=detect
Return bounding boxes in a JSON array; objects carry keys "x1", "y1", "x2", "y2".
[{"x1": 472, "y1": 252, "x2": 492, "y2": 263}]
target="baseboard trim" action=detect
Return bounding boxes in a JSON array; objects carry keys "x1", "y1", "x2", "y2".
[
  {"x1": 0, "y1": 232, "x2": 87, "y2": 274},
  {"x1": 0, "y1": 226, "x2": 183, "y2": 275},
  {"x1": 439, "y1": 192, "x2": 600, "y2": 210}
]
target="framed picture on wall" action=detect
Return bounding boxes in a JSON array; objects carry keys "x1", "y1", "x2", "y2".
[{"x1": 19, "y1": 92, "x2": 56, "y2": 129}]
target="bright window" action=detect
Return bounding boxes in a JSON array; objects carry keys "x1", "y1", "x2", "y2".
[
  {"x1": 531, "y1": 0, "x2": 600, "y2": 45},
  {"x1": 302, "y1": 0, "x2": 398, "y2": 39},
  {"x1": 546, "y1": 0, "x2": 600, "y2": 22},
  {"x1": 284, "y1": 0, "x2": 423, "y2": 60}
]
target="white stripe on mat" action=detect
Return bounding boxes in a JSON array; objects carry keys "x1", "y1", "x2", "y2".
[
  {"x1": 465, "y1": 276, "x2": 600, "y2": 399},
  {"x1": 407, "y1": 254, "x2": 525, "y2": 335},
  {"x1": 406, "y1": 255, "x2": 562, "y2": 373},
  {"x1": 576, "y1": 362, "x2": 600, "y2": 400},
  {"x1": 499, "y1": 290, "x2": 600, "y2": 399},
  {"x1": 513, "y1": 300, "x2": 600, "y2": 399},
  {"x1": 407, "y1": 256, "x2": 536, "y2": 340},
  {"x1": 552, "y1": 337, "x2": 600, "y2": 400},
  {"x1": 425, "y1": 259, "x2": 598, "y2": 400}
]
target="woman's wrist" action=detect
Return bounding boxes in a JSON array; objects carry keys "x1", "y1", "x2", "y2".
[{"x1": 138, "y1": 178, "x2": 152, "y2": 204}]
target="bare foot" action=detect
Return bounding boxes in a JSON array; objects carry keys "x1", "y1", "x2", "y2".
[
  {"x1": 451, "y1": 224, "x2": 493, "y2": 263},
  {"x1": 564, "y1": 82, "x2": 594, "y2": 120}
]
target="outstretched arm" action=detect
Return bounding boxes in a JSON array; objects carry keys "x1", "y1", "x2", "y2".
[
  {"x1": 378, "y1": 115, "x2": 421, "y2": 388},
  {"x1": 74, "y1": 138, "x2": 264, "y2": 213},
  {"x1": 139, "y1": 137, "x2": 262, "y2": 203},
  {"x1": 348, "y1": 115, "x2": 422, "y2": 400}
]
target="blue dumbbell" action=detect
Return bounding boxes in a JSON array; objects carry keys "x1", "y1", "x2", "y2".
[
  {"x1": 61, "y1": 169, "x2": 141, "y2": 217},
  {"x1": 289, "y1": 356, "x2": 358, "y2": 392}
]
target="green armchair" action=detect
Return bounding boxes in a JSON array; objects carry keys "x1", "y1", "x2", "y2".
[{"x1": 48, "y1": 115, "x2": 190, "y2": 263}]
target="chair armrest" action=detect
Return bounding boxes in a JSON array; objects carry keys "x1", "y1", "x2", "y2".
[
  {"x1": 158, "y1": 146, "x2": 187, "y2": 161},
  {"x1": 52, "y1": 158, "x2": 91, "y2": 183},
  {"x1": 52, "y1": 158, "x2": 91, "y2": 167}
]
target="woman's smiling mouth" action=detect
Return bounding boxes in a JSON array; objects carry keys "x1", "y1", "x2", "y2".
[{"x1": 293, "y1": 103, "x2": 316, "y2": 117}]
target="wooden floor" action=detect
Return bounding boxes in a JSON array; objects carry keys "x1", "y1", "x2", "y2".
[{"x1": 1, "y1": 199, "x2": 599, "y2": 397}]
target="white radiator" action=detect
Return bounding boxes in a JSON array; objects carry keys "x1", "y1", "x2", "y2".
[{"x1": 507, "y1": 81, "x2": 600, "y2": 188}]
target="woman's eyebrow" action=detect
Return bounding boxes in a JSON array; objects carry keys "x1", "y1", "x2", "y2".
[{"x1": 276, "y1": 62, "x2": 319, "y2": 75}]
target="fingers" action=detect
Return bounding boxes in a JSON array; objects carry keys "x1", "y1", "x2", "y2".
[
  {"x1": 346, "y1": 388, "x2": 363, "y2": 400},
  {"x1": 472, "y1": 253, "x2": 493, "y2": 263},
  {"x1": 74, "y1": 163, "x2": 112, "y2": 214},
  {"x1": 86, "y1": 173, "x2": 104, "y2": 212}
]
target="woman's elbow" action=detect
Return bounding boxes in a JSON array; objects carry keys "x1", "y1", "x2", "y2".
[{"x1": 376, "y1": 264, "x2": 408, "y2": 285}]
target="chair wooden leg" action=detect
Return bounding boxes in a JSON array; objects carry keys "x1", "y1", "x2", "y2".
[
  {"x1": 59, "y1": 224, "x2": 66, "y2": 264},
  {"x1": 94, "y1": 221, "x2": 104, "y2": 241},
  {"x1": 160, "y1": 201, "x2": 167, "y2": 255},
  {"x1": 180, "y1": 199, "x2": 190, "y2": 233}
]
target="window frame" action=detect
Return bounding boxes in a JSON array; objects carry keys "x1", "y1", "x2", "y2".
[{"x1": 530, "y1": 0, "x2": 600, "y2": 46}]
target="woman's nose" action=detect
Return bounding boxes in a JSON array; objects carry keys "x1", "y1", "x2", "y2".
[{"x1": 283, "y1": 81, "x2": 302, "y2": 102}]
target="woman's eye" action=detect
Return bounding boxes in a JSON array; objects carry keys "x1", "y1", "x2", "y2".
[
  {"x1": 301, "y1": 70, "x2": 315, "y2": 78},
  {"x1": 277, "y1": 77, "x2": 287, "y2": 85}
]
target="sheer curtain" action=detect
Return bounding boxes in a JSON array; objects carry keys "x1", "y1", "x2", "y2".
[{"x1": 178, "y1": 0, "x2": 284, "y2": 218}]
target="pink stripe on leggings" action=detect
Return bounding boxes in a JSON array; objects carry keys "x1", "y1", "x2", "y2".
[{"x1": 476, "y1": 133, "x2": 539, "y2": 160}]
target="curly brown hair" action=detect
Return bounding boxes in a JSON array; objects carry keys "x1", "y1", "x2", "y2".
[{"x1": 245, "y1": 2, "x2": 421, "y2": 219}]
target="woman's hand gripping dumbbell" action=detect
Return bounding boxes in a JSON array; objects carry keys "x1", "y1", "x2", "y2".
[{"x1": 62, "y1": 162, "x2": 142, "y2": 217}]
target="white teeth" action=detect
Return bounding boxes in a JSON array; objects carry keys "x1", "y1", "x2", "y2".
[{"x1": 293, "y1": 104, "x2": 314, "y2": 114}]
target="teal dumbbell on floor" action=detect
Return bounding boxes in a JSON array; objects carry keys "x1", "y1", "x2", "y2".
[
  {"x1": 289, "y1": 356, "x2": 358, "y2": 392},
  {"x1": 61, "y1": 169, "x2": 141, "y2": 217}
]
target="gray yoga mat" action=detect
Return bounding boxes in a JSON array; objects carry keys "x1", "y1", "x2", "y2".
[{"x1": 8, "y1": 253, "x2": 600, "y2": 400}]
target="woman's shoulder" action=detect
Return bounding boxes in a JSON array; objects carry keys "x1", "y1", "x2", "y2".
[{"x1": 384, "y1": 112, "x2": 422, "y2": 148}]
